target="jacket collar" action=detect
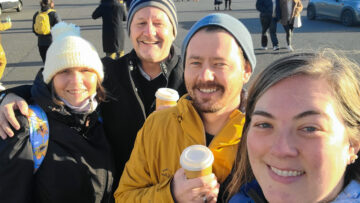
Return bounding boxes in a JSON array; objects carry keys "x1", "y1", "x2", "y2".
[
  {"x1": 178, "y1": 94, "x2": 245, "y2": 146},
  {"x1": 176, "y1": 94, "x2": 245, "y2": 183},
  {"x1": 333, "y1": 180, "x2": 360, "y2": 202},
  {"x1": 128, "y1": 46, "x2": 180, "y2": 79},
  {"x1": 31, "y1": 70, "x2": 98, "y2": 134}
]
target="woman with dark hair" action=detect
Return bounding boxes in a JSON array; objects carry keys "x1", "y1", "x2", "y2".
[
  {"x1": 227, "y1": 50, "x2": 360, "y2": 202},
  {"x1": 32, "y1": 0, "x2": 61, "y2": 63}
]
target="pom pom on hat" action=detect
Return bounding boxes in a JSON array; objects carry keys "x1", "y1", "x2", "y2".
[
  {"x1": 50, "y1": 21, "x2": 80, "y2": 40},
  {"x1": 43, "y1": 22, "x2": 104, "y2": 84}
]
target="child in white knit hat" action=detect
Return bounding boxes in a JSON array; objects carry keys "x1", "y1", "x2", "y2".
[{"x1": 0, "y1": 22, "x2": 115, "y2": 202}]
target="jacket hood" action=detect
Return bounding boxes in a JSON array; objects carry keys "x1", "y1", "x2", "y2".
[{"x1": 31, "y1": 69, "x2": 99, "y2": 135}]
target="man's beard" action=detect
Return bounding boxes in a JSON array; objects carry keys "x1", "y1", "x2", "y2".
[{"x1": 189, "y1": 82, "x2": 225, "y2": 113}]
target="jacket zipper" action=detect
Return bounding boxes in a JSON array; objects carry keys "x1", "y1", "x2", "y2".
[{"x1": 128, "y1": 60, "x2": 147, "y2": 120}]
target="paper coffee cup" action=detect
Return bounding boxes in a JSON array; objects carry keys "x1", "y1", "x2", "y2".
[
  {"x1": 155, "y1": 88, "x2": 179, "y2": 110},
  {"x1": 180, "y1": 145, "x2": 214, "y2": 179}
]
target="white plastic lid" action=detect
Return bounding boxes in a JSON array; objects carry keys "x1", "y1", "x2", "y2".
[
  {"x1": 155, "y1": 88, "x2": 179, "y2": 101},
  {"x1": 180, "y1": 145, "x2": 214, "y2": 171}
]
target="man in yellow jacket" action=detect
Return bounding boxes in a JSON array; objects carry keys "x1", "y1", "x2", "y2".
[
  {"x1": 115, "y1": 13, "x2": 256, "y2": 203},
  {"x1": 0, "y1": 17, "x2": 12, "y2": 91}
]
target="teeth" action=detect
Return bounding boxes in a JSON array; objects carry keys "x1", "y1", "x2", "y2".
[
  {"x1": 271, "y1": 166, "x2": 304, "y2": 177},
  {"x1": 143, "y1": 41, "x2": 157, "y2": 44},
  {"x1": 68, "y1": 90, "x2": 85, "y2": 94},
  {"x1": 199, "y1": 88, "x2": 216, "y2": 93}
]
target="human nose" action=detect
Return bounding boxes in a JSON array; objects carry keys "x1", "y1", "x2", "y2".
[
  {"x1": 69, "y1": 71, "x2": 84, "y2": 84},
  {"x1": 143, "y1": 22, "x2": 156, "y2": 36},
  {"x1": 198, "y1": 65, "x2": 215, "y2": 82},
  {"x1": 269, "y1": 129, "x2": 298, "y2": 158}
]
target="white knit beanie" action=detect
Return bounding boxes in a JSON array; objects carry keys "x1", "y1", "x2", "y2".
[{"x1": 43, "y1": 22, "x2": 104, "y2": 84}]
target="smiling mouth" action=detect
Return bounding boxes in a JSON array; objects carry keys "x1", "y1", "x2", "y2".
[
  {"x1": 141, "y1": 40, "x2": 159, "y2": 45},
  {"x1": 67, "y1": 90, "x2": 86, "y2": 94},
  {"x1": 270, "y1": 166, "x2": 305, "y2": 177},
  {"x1": 199, "y1": 88, "x2": 217, "y2": 93}
]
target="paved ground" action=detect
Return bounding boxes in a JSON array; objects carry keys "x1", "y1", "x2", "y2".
[{"x1": 1, "y1": 0, "x2": 359, "y2": 89}]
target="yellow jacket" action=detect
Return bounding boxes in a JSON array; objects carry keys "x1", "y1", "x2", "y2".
[
  {"x1": 0, "y1": 21, "x2": 11, "y2": 78},
  {"x1": 115, "y1": 94, "x2": 245, "y2": 203}
]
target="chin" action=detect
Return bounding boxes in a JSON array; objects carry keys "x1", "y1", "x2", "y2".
[{"x1": 264, "y1": 191, "x2": 301, "y2": 203}]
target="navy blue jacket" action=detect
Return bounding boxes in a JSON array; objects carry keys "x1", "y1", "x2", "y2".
[
  {"x1": 229, "y1": 180, "x2": 267, "y2": 203},
  {"x1": 256, "y1": 0, "x2": 281, "y2": 20}
]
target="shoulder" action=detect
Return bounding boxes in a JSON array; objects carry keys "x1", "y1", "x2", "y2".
[
  {"x1": 102, "y1": 55, "x2": 129, "y2": 76},
  {"x1": 140, "y1": 105, "x2": 181, "y2": 139},
  {"x1": 229, "y1": 192, "x2": 252, "y2": 203},
  {"x1": 334, "y1": 180, "x2": 360, "y2": 201}
]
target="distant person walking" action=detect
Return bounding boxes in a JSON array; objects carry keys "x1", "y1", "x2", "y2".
[
  {"x1": 256, "y1": 0, "x2": 281, "y2": 51},
  {"x1": 0, "y1": 17, "x2": 11, "y2": 91},
  {"x1": 224, "y1": 0, "x2": 231, "y2": 10},
  {"x1": 92, "y1": 0, "x2": 127, "y2": 59},
  {"x1": 32, "y1": 0, "x2": 61, "y2": 63},
  {"x1": 279, "y1": 0, "x2": 303, "y2": 51},
  {"x1": 214, "y1": 0, "x2": 222, "y2": 10}
]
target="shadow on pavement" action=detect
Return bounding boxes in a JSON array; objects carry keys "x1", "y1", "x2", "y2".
[{"x1": 7, "y1": 61, "x2": 43, "y2": 68}]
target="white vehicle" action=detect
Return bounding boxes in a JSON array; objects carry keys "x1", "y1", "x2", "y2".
[{"x1": 0, "y1": 0, "x2": 22, "y2": 15}]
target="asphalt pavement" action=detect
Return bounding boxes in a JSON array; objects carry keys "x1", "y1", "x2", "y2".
[{"x1": 1, "y1": 0, "x2": 360, "y2": 88}]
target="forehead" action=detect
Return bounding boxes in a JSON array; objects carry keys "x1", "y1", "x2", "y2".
[
  {"x1": 255, "y1": 75, "x2": 336, "y2": 116},
  {"x1": 132, "y1": 6, "x2": 170, "y2": 21},
  {"x1": 186, "y1": 29, "x2": 241, "y2": 58}
]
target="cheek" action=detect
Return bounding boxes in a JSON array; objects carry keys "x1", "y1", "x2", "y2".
[
  {"x1": 85, "y1": 74, "x2": 98, "y2": 92},
  {"x1": 52, "y1": 76, "x2": 64, "y2": 95},
  {"x1": 247, "y1": 131, "x2": 267, "y2": 161}
]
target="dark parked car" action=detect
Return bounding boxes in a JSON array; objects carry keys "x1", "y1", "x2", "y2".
[
  {"x1": 0, "y1": 0, "x2": 22, "y2": 15},
  {"x1": 307, "y1": 0, "x2": 360, "y2": 26}
]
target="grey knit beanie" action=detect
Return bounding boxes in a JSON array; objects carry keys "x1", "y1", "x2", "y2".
[
  {"x1": 127, "y1": 0, "x2": 178, "y2": 37},
  {"x1": 181, "y1": 13, "x2": 256, "y2": 71}
]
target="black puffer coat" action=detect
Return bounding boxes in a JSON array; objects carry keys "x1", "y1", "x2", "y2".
[
  {"x1": 100, "y1": 47, "x2": 186, "y2": 189},
  {"x1": 0, "y1": 72, "x2": 115, "y2": 203},
  {"x1": 92, "y1": 0, "x2": 127, "y2": 53}
]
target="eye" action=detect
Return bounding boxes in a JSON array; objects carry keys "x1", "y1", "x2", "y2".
[
  {"x1": 58, "y1": 69, "x2": 69, "y2": 74},
  {"x1": 153, "y1": 22, "x2": 164, "y2": 27},
  {"x1": 301, "y1": 126, "x2": 319, "y2": 133},
  {"x1": 254, "y1": 122, "x2": 272, "y2": 129},
  {"x1": 80, "y1": 68, "x2": 91, "y2": 72},
  {"x1": 137, "y1": 21, "x2": 146, "y2": 26},
  {"x1": 214, "y1": 63, "x2": 226, "y2": 68},
  {"x1": 190, "y1": 61, "x2": 201, "y2": 66}
]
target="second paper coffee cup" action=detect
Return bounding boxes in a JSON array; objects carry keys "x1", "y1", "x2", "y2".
[
  {"x1": 180, "y1": 145, "x2": 214, "y2": 179},
  {"x1": 155, "y1": 88, "x2": 179, "y2": 110}
]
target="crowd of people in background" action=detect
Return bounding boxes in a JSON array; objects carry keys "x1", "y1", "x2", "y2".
[{"x1": 0, "y1": 0, "x2": 359, "y2": 202}]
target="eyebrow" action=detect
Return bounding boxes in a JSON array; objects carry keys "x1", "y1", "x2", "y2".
[
  {"x1": 252, "y1": 110, "x2": 273, "y2": 118},
  {"x1": 252, "y1": 110, "x2": 322, "y2": 120},
  {"x1": 187, "y1": 55, "x2": 225, "y2": 61}
]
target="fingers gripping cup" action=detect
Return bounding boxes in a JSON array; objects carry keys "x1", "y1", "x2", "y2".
[
  {"x1": 180, "y1": 145, "x2": 214, "y2": 179},
  {"x1": 155, "y1": 88, "x2": 179, "y2": 110}
]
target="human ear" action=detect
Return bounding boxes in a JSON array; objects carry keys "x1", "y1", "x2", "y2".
[
  {"x1": 242, "y1": 62, "x2": 252, "y2": 84},
  {"x1": 348, "y1": 145, "x2": 359, "y2": 165}
]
